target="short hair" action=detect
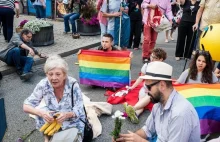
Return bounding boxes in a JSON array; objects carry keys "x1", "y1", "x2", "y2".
[
  {"x1": 103, "y1": 33, "x2": 113, "y2": 41},
  {"x1": 152, "y1": 48, "x2": 167, "y2": 60},
  {"x1": 164, "y1": 81, "x2": 173, "y2": 88},
  {"x1": 44, "y1": 55, "x2": 69, "y2": 74},
  {"x1": 20, "y1": 29, "x2": 33, "y2": 36}
]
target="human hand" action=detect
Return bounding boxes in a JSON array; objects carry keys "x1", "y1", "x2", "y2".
[
  {"x1": 29, "y1": 48, "x2": 35, "y2": 56},
  {"x1": 116, "y1": 131, "x2": 145, "y2": 142},
  {"x1": 43, "y1": 4, "x2": 46, "y2": 9},
  {"x1": 54, "y1": 112, "x2": 68, "y2": 123},
  {"x1": 192, "y1": 23, "x2": 198, "y2": 31},
  {"x1": 39, "y1": 110, "x2": 54, "y2": 123},
  {"x1": 39, "y1": 53, "x2": 48, "y2": 58},
  {"x1": 114, "y1": 12, "x2": 122, "y2": 17}
]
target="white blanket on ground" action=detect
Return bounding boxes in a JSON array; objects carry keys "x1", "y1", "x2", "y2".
[{"x1": 29, "y1": 93, "x2": 113, "y2": 139}]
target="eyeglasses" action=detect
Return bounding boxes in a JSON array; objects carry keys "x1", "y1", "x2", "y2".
[{"x1": 144, "y1": 81, "x2": 160, "y2": 91}]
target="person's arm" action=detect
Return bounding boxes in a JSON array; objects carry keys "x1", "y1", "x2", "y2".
[
  {"x1": 97, "y1": 0, "x2": 104, "y2": 10},
  {"x1": 102, "y1": 12, "x2": 122, "y2": 17},
  {"x1": 129, "y1": 77, "x2": 144, "y2": 90},
  {"x1": 15, "y1": 1, "x2": 20, "y2": 18},
  {"x1": 20, "y1": 44, "x2": 35, "y2": 56},
  {"x1": 177, "y1": 0, "x2": 185, "y2": 5},
  {"x1": 192, "y1": 0, "x2": 205, "y2": 31},
  {"x1": 174, "y1": 69, "x2": 189, "y2": 84},
  {"x1": 165, "y1": 0, "x2": 174, "y2": 21},
  {"x1": 40, "y1": 0, "x2": 46, "y2": 9},
  {"x1": 115, "y1": 130, "x2": 148, "y2": 142},
  {"x1": 23, "y1": 81, "x2": 54, "y2": 123}
]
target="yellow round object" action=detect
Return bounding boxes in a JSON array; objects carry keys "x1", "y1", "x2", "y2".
[{"x1": 200, "y1": 24, "x2": 220, "y2": 61}]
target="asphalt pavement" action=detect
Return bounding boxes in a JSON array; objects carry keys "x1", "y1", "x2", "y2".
[{"x1": 0, "y1": 31, "x2": 191, "y2": 142}]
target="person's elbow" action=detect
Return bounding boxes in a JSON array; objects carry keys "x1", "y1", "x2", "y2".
[{"x1": 23, "y1": 104, "x2": 31, "y2": 113}]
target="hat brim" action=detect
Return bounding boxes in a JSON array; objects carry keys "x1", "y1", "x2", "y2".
[{"x1": 139, "y1": 75, "x2": 172, "y2": 81}]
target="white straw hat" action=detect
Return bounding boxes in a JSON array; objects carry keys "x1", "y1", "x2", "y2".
[{"x1": 139, "y1": 61, "x2": 173, "y2": 81}]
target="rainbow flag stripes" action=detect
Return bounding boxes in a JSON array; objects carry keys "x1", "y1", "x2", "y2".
[
  {"x1": 78, "y1": 50, "x2": 131, "y2": 88},
  {"x1": 174, "y1": 84, "x2": 220, "y2": 135}
]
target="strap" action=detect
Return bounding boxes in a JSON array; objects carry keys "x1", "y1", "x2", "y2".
[
  {"x1": 71, "y1": 82, "x2": 89, "y2": 120},
  {"x1": 107, "y1": 0, "x2": 109, "y2": 13}
]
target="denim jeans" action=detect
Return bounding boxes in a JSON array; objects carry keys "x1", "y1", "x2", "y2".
[
  {"x1": 5, "y1": 47, "x2": 34, "y2": 74},
  {"x1": 0, "y1": 7, "x2": 15, "y2": 42},
  {"x1": 64, "y1": 13, "x2": 80, "y2": 33},
  {"x1": 34, "y1": 5, "x2": 46, "y2": 19},
  {"x1": 99, "y1": 22, "x2": 107, "y2": 39}
]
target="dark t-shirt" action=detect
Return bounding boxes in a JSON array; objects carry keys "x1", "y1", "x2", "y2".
[
  {"x1": 127, "y1": 0, "x2": 143, "y2": 21},
  {"x1": 97, "y1": 46, "x2": 119, "y2": 51},
  {"x1": 181, "y1": 0, "x2": 200, "y2": 23}
]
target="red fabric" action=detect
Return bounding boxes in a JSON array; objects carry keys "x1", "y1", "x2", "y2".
[
  {"x1": 142, "y1": 24, "x2": 158, "y2": 59},
  {"x1": 147, "y1": 7, "x2": 162, "y2": 28},
  {"x1": 106, "y1": 80, "x2": 154, "y2": 111}
]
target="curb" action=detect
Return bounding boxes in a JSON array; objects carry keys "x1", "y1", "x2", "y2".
[{"x1": 1, "y1": 42, "x2": 100, "y2": 76}]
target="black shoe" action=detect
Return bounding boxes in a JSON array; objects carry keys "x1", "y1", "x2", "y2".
[
  {"x1": 16, "y1": 70, "x2": 23, "y2": 76},
  {"x1": 20, "y1": 72, "x2": 33, "y2": 81}
]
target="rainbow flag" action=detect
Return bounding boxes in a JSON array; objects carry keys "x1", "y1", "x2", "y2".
[
  {"x1": 78, "y1": 50, "x2": 131, "y2": 88},
  {"x1": 174, "y1": 84, "x2": 220, "y2": 135}
]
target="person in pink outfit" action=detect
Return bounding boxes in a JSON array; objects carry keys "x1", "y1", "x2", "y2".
[
  {"x1": 141, "y1": 0, "x2": 173, "y2": 63},
  {"x1": 97, "y1": 0, "x2": 107, "y2": 39}
]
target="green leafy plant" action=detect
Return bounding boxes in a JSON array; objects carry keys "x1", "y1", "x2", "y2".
[
  {"x1": 23, "y1": 19, "x2": 52, "y2": 34},
  {"x1": 110, "y1": 110, "x2": 127, "y2": 140}
]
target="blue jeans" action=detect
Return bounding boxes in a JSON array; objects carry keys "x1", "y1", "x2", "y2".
[
  {"x1": 64, "y1": 13, "x2": 80, "y2": 33},
  {"x1": 5, "y1": 47, "x2": 34, "y2": 74},
  {"x1": 107, "y1": 29, "x2": 115, "y2": 44},
  {"x1": 34, "y1": 5, "x2": 46, "y2": 18},
  {"x1": 99, "y1": 22, "x2": 107, "y2": 39},
  {"x1": 0, "y1": 7, "x2": 15, "y2": 42}
]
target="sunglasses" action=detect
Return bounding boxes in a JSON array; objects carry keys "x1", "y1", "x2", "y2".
[
  {"x1": 144, "y1": 81, "x2": 160, "y2": 91},
  {"x1": 196, "y1": 50, "x2": 210, "y2": 56}
]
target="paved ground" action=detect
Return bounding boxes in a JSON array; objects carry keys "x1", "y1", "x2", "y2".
[
  {"x1": 0, "y1": 15, "x2": 100, "y2": 75},
  {"x1": 0, "y1": 14, "x2": 196, "y2": 142}
]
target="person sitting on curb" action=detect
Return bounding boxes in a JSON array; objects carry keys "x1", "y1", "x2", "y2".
[
  {"x1": 97, "y1": 33, "x2": 119, "y2": 51},
  {"x1": 113, "y1": 61, "x2": 200, "y2": 142},
  {"x1": 1, "y1": 29, "x2": 47, "y2": 81},
  {"x1": 124, "y1": 48, "x2": 167, "y2": 124}
]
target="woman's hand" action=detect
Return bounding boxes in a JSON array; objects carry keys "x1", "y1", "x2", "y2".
[
  {"x1": 54, "y1": 112, "x2": 68, "y2": 123},
  {"x1": 39, "y1": 110, "x2": 54, "y2": 123}
]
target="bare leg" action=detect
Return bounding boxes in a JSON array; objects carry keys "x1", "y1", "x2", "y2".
[
  {"x1": 44, "y1": 135, "x2": 50, "y2": 142},
  {"x1": 134, "y1": 95, "x2": 151, "y2": 115},
  {"x1": 170, "y1": 29, "x2": 175, "y2": 40},
  {"x1": 165, "y1": 30, "x2": 169, "y2": 42}
]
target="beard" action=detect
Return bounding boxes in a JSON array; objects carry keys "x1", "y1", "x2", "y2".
[
  {"x1": 148, "y1": 89, "x2": 162, "y2": 104},
  {"x1": 103, "y1": 48, "x2": 108, "y2": 51}
]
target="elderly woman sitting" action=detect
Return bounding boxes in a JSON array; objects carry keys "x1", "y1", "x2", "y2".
[{"x1": 23, "y1": 55, "x2": 85, "y2": 142}]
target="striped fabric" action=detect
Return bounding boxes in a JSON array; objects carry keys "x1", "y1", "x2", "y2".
[
  {"x1": 0, "y1": 0, "x2": 19, "y2": 9},
  {"x1": 78, "y1": 50, "x2": 131, "y2": 88},
  {"x1": 174, "y1": 84, "x2": 220, "y2": 135}
]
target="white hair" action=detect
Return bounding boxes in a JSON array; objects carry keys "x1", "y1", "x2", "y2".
[{"x1": 44, "y1": 54, "x2": 69, "y2": 74}]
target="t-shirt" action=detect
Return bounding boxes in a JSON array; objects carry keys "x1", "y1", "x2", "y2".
[
  {"x1": 199, "y1": 0, "x2": 220, "y2": 30},
  {"x1": 0, "y1": 0, "x2": 19, "y2": 9},
  {"x1": 101, "y1": 0, "x2": 123, "y2": 30},
  {"x1": 97, "y1": 46, "x2": 119, "y2": 51},
  {"x1": 33, "y1": 0, "x2": 46, "y2": 6},
  {"x1": 177, "y1": 68, "x2": 218, "y2": 84},
  {"x1": 180, "y1": 0, "x2": 200, "y2": 23},
  {"x1": 127, "y1": 0, "x2": 143, "y2": 21},
  {"x1": 141, "y1": 63, "x2": 148, "y2": 74}
]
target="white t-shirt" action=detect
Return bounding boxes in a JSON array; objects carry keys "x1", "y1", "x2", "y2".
[
  {"x1": 141, "y1": 63, "x2": 148, "y2": 74},
  {"x1": 177, "y1": 68, "x2": 218, "y2": 84}
]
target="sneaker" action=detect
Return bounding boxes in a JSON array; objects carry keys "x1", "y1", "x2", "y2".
[
  {"x1": 165, "y1": 39, "x2": 169, "y2": 43},
  {"x1": 169, "y1": 36, "x2": 174, "y2": 41},
  {"x1": 126, "y1": 105, "x2": 139, "y2": 124},
  {"x1": 123, "y1": 102, "x2": 128, "y2": 112},
  {"x1": 133, "y1": 47, "x2": 139, "y2": 50},
  {"x1": 175, "y1": 57, "x2": 180, "y2": 61},
  {"x1": 20, "y1": 72, "x2": 33, "y2": 81},
  {"x1": 142, "y1": 58, "x2": 149, "y2": 64}
]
